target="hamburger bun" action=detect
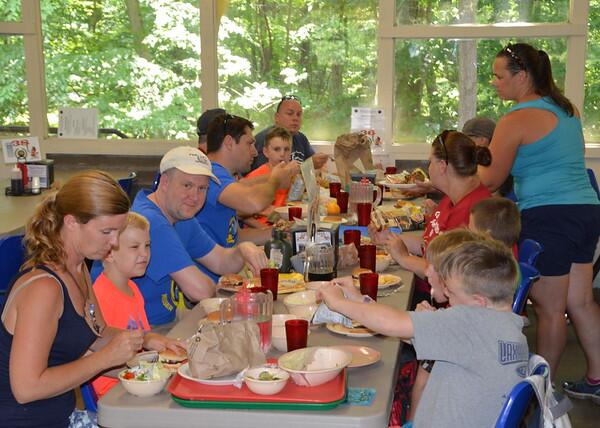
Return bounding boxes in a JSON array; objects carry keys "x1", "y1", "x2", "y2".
[
  {"x1": 322, "y1": 216, "x2": 343, "y2": 223},
  {"x1": 352, "y1": 267, "x2": 373, "y2": 279},
  {"x1": 219, "y1": 273, "x2": 245, "y2": 288},
  {"x1": 159, "y1": 349, "x2": 187, "y2": 371}
]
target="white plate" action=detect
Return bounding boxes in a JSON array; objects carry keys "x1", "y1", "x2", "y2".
[
  {"x1": 177, "y1": 363, "x2": 238, "y2": 386},
  {"x1": 378, "y1": 180, "x2": 418, "y2": 190},
  {"x1": 353, "y1": 274, "x2": 403, "y2": 289},
  {"x1": 330, "y1": 345, "x2": 381, "y2": 368},
  {"x1": 319, "y1": 216, "x2": 348, "y2": 224},
  {"x1": 326, "y1": 323, "x2": 376, "y2": 338}
]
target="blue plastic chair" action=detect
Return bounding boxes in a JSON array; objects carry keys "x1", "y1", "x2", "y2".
[
  {"x1": 587, "y1": 168, "x2": 600, "y2": 200},
  {"x1": 118, "y1": 172, "x2": 137, "y2": 200},
  {"x1": 151, "y1": 171, "x2": 161, "y2": 192},
  {"x1": 0, "y1": 234, "x2": 26, "y2": 305},
  {"x1": 518, "y1": 239, "x2": 543, "y2": 268},
  {"x1": 512, "y1": 262, "x2": 540, "y2": 315},
  {"x1": 80, "y1": 382, "x2": 98, "y2": 413},
  {"x1": 495, "y1": 358, "x2": 548, "y2": 428}
]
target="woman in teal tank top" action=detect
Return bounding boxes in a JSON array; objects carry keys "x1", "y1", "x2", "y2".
[{"x1": 479, "y1": 43, "x2": 600, "y2": 401}]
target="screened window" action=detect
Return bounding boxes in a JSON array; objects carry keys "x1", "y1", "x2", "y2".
[
  {"x1": 218, "y1": 0, "x2": 378, "y2": 141},
  {"x1": 0, "y1": 35, "x2": 28, "y2": 136},
  {"x1": 583, "y1": 0, "x2": 600, "y2": 143},
  {"x1": 0, "y1": 0, "x2": 21, "y2": 21},
  {"x1": 41, "y1": 0, "x2": 201, "y2": 139}
]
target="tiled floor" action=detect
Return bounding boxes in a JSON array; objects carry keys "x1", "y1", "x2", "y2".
[{"x1": 523, "y1": 290, "x2": 600, "y2": 427}]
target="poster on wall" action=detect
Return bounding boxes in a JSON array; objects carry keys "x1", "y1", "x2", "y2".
[
  {"x1": 58, "y1": 107, "x2": 99, "y2": 139},
  {"x1": 2, "y1": 137, "x2": 42, "y2": 163},
  {"x1": 350, "y1": 107, "x2": 386, "y2": 154}
]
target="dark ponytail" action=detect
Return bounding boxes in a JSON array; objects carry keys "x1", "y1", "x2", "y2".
[
  {"x1": 497, "y1": 43, "x2": 574, "y2": 116},
  {"x1": 432, "y1": 130, "x2": 491, "y2": 177}
]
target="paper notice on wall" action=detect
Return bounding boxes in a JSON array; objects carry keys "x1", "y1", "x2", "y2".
[
  {"x1": 351, "y1": 107, "x2": 386, "y2": 154},
  {"x1": 2, "y1": 137, "x2": 42, "y2": 163},
  {"x1": 58, "y1": 107, "x2": 99, "y2": 139}
]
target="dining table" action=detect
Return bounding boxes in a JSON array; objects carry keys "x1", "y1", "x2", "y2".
[{"x1": 97, "y1": 260, "x2": 416, "y2": 428}]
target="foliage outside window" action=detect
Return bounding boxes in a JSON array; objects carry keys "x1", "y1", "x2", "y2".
[
  {"x1": 0, "y1": 0, "x2": 20, "y2": 21},
  {"x1": 41, "y1": 0, "x2": 202, "y2": 139},
  {"x1": 395, "y1": 0, "x2": 569, "y2": 25},
  {"x1": 583, "y1": 0, "x2": 600, "y2": 143},
  {"x1": 0, "y1": 35, "x2": 28, "y2": 135},
  {"x1": 218, "y1": 0, "x2": 378, "y2": 141},
  {"x1": 394, "y1": 38, "x2": 567, "y2": 144}
]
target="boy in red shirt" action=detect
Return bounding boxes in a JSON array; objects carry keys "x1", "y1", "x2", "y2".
[{"x1": 92, "y1": 212, "x2": 184, "y2": 396}]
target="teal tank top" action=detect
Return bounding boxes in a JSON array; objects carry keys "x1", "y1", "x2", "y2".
[{"x1": 510, "y1": 97, "x2": 599, "y2": 210}]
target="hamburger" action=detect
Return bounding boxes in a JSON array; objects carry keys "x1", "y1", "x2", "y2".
[
  {"x1": 219, "y1": 273, "x2": 245, "y2": 289},
  {"x1": 352, "y1": 267, "x2": 373, "y2": 279},
  {"x1": 159, "y1": 349, "x2": 187, "y2": 371}
]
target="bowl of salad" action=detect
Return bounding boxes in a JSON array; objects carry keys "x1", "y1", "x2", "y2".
[
  {"x1": 118, "y1": 361, "x2": 171, "y2": 397},
  {"x1": 243, "y1": 366, "x2": 289, "y2": 395}
]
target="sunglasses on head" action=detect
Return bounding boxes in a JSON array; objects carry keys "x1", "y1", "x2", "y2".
[{"x1": 504, "y1": 46, "x2": 525, "y2": 70}]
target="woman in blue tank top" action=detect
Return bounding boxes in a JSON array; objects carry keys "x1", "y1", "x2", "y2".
[
  {"x1": 0, "y1": 171, "x2": 146, "y2": 427},
  {"x1": 479, "y1": 43, "x2": 600, "y2": 400}
]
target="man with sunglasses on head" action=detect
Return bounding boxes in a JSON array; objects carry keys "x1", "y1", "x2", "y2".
[
  {"x1": 251, "y1": 95, "x2": 329, "y2": 170},
  {"x1": 195, "y1": 114, "x2": 297, "y2": 281}
]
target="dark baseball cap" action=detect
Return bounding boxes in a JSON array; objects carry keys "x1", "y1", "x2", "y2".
[
  {"x1": 462, "y1": 117, "x2": 496, "y2": 141},
  {"x1": 196, "y1": 108, "x2": 226, "y2": 136}
]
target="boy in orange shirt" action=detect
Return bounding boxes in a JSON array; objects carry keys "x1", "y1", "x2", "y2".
[
  {"x1": 92, "y1": 212, "x2": 184, "y2": 396},
  {"x1": 245, "y1": 127, "x2": 295, "y2": 225}
]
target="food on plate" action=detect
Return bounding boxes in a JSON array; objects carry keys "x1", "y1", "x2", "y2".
[
  {"x1": 326, "y1": 201, "x2": 341, "y2": 215},
  {"x1": 352, "y1": 267, "x2": 373, "y2": 279},
  {"x1": 121, "y1": 361, "x2": 170, "y2": 381},
  {"x1": 385, "y1": 167, "x2": 429, "y2": 185},
  {"x1": 219, "y1": 273, "x2": 246, "y2": 289},
  {"x1": 159, "y1": 349, "x2": 187, "y2": 371},
  {"x1": 322, "y1": 215, "x2": 343, "y2": 223},
  {"x1": 370, "y1": 209, "x2": 386, "y2": 231}
]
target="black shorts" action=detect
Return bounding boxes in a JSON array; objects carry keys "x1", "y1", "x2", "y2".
[{"x1": 520, "y1": 204, "x2": 600, "y2": 276}]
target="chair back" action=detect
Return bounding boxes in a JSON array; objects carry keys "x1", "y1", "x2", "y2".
[
  {"x1": 0, "y1": 234, "x2": 26, "y2": 304},
  {"x1": 495, "y1": 355, "x2": 549, "y2": 428},
  {"x1": 587, "y1": 168, "x2": 600, "y2": 200},
  {"x1": 151, "y1": 171, "x2": 161, "y2": 192},
  {"x1": 512, "y1": 263, "x2": 540, "y2": 315},
  {"x1": 118, "y1": 172, "x2": 137, "y2": 200},
  {"x1": 80, "y1": 382, "x2": 98, "y2": 413},
  {"x1": 518, "y1": 239, "x2": 543, "y2": 267}
]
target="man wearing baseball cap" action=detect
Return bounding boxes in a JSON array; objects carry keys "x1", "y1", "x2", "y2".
[
  {"x1": 97, "y1": 146, "x2": 268, "y2": 327},
  {"x1": 196, "y1": 108, "x2": 226, "y2": 153},
  {"x1": 462, "y1": 117, "x2": 496, "y2": 147}
]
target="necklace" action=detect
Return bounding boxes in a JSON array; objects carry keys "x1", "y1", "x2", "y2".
[{"x1": 65, "y1": 266, "x2": 103, "y2": 336}]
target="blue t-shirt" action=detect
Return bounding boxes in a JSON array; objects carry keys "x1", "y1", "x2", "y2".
[
  {"x1": 92, "y1": 190, "x2": 216, "y2": 326},
  {"x1": 252, "y1": 126, "x2": 315, "y2": 170},
  {"x1": 510, "y1": 97, "x2": 599, "y2": 210}
]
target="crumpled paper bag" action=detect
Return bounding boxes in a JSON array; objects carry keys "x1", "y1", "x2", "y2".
[
  {"x1": 188, "y1": 320, "x2": 266, "y2": 379},
  {"x1": 334, "y1": 132, "x2": 375, "y2": 189}
]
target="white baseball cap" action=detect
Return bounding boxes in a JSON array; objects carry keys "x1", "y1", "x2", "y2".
[{"x1": 160, "y1": 146, "x2": 220, "y2": 184}]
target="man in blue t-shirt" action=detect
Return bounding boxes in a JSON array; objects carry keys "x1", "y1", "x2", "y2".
[
  {"x1": 251, "y1": 96, "x2": 329, "y2": 170},
  {"x1": 95, "y1": 146, "x2": 269, "y2": 326},
  {"x1": 195, "y1": 114, "x2": 297, "y2": 280}
]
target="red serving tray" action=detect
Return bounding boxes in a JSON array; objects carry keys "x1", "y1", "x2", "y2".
[{"x1": 168, "y1": 369, "x2": 346, "y2": 404}]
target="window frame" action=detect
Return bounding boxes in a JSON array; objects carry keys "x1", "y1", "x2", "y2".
[{"x1": 0, "y1": 0, "x2": 597, "y2": 159}]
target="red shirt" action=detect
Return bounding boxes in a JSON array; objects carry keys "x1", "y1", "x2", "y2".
[
  {"x1": 423, "y1": 183, "x2": 492, "y2": 249},
  {"x1": 417, "y1": 183, "x2": 492, "y2": 295}
]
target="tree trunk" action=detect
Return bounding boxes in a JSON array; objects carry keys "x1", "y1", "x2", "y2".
[
  {"x1": 125, "y1": 0, "x2": 150, "y2": 60},
  {"x1": 457, "y1": 0, "x2": 477, "y2": 128}
]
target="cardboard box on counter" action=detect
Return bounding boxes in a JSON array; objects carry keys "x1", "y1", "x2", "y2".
[{"x1": 26, "y1": 159, "x2": 54, "y2": 188}]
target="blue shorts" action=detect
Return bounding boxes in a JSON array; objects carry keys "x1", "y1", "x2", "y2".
[{"x1": 520, "y1": 204, "x2": 600, "y2": 276}]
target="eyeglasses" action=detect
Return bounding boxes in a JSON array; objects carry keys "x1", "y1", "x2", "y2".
[
  {"x1": 435, "y1": 130, "x2": 452, "y2": 162},
  {"x1": 504, "y1": 46, "x2": 525, "y2": 70}
]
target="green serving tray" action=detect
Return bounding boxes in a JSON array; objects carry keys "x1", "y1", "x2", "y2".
[{"x1": 171, "y1": 391, "x2": 347, "y2": 410}]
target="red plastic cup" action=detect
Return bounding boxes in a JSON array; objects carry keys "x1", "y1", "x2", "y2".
[
  {"x1": 260, "y1": 268, "x2": 279, "y2": 301},
  {"x1": 336, "y1": 191, "x2": 349, "y2": 214},
  {"x1": 288, "y1": 206, "x2": 302, "y2": 221},
  {"x1": 344, "y1": 229, "x2": 361, "y2": 251},
  {"x1": 385, "y1": 166, "x2": 397, "y2": 175},
  {"x1": 329, "y1": 182, "x2": 341, "y2": 198},
  {"x1": 285, "y1": 319, "x2": 309, "y2": 352},
  {"x1": 248, "y1": 286, "x2": 269, "y2": 294},
  {"x1": 359, "y1": 272, "x2": 379, "y2": 301},
  {"x1": 359, "y1": 244, "x2": 377, "y2": 272},
  {"x1": 356, "y1": 202, "x2": 372, "y2": 226}
]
